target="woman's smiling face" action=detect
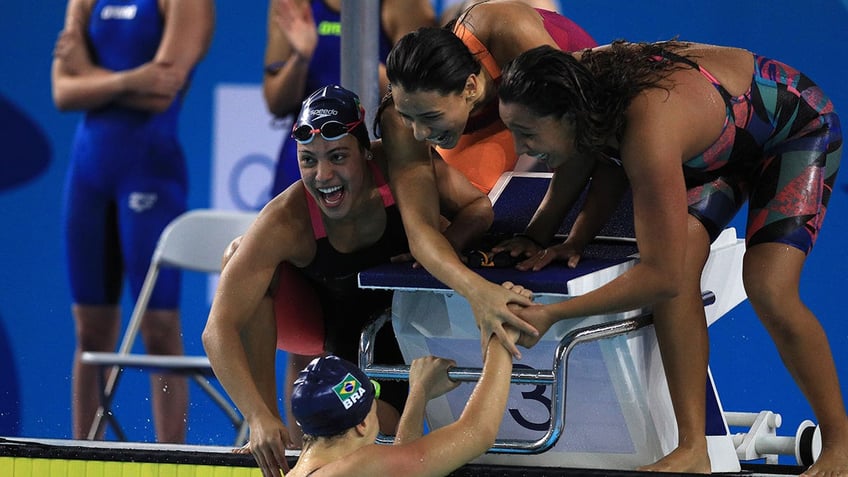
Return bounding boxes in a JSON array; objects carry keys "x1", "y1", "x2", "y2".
[
  {"x1": 297, "y1": 134, "x2": 368, "y2": 220},
  {"x1": 499, "y1": 100, "x2": 579, "y2": 170},
  {"x1": 391, "y1": 85, "x2": 475, "y2": 149}
]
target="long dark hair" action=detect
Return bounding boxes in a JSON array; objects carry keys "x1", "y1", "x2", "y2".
[
  {"x1": 499, "y1": 40, "x2": 690, "y2": 154},
  {"x1": 375, "y1": 26, "x2": 484, "y2": 137},
  {"x1": 376, "y1": 1, "x2": 490, "y2": 136},
  {"x1": 386, "y1": 27, "x2": 481, "y2": 95}
]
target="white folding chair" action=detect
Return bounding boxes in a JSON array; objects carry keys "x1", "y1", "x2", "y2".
[{"x1": 81, "y1": 208, "x2": 257, "y2": 445}]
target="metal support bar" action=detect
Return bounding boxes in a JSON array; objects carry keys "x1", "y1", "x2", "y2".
[
  {"x1": 359, "y1": 311, "x2": 654, "y2": 453},
  {"x1": 359, "y1": 290, "x2": 717, "y2": 452},
  {"x1": 341, "y1": 0, "x2": 380, "y2": 138}
]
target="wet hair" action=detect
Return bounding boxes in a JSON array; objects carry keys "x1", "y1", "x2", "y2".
[
  {"x1": 375, "y1": 26, "x2": 484, "y2": 136},
  {"x1": 386, "y1": 27, "x2": 481, "y2": 95},
  {"x1": 300, "y1": 429, "x2": 348, "y2": 447},
  {"x1": 498, "y1": 40, "x2": 690, "y2": 154}
]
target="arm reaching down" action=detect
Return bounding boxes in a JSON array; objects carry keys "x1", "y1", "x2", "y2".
[{"x1": 381, "y1": 104, "x2": 537, "y2": 358}]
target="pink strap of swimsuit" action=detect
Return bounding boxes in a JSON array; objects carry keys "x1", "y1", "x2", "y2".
[{"x1": 306, "y1": 160, "x2": 394, "y2": 239}]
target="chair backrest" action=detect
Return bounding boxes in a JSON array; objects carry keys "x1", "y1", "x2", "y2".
[
  {"x1": 154, "y1": 209, "x2": 258, "y2": 273},
  {"x1": 85, "y1": 208, "x2": 259, "y2": 443},
  {"x1": 114, "y1": 208, "x2": 258, "y2": 356}
]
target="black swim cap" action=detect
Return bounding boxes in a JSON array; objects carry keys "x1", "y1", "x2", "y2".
[{"x1": 292, "y1": 84, "x2": 371, "y2": 149}]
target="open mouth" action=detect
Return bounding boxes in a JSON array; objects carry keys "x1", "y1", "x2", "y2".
[
  {"x1": 318, "y1": 185, "x2": 345, "y2": 207},
  {"x1": 427, "y1": 132, "x2": 451, "y2": 148}
]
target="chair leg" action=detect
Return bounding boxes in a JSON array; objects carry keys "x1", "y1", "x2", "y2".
[
  {"x1": 89, "y1": 365, "x2": 127, "y2": 441},
  {"x1": 235, "y1": 420, "x2": 250, "y2": 447}
]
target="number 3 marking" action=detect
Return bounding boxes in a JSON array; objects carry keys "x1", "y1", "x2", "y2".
[{"x1": 508, "y1": 363, "x2": 552, "y2": 431}]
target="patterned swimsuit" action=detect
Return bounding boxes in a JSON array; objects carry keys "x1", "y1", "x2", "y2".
[{"x1": 662, "y1": 50, "x2": 842, "y2": 253}]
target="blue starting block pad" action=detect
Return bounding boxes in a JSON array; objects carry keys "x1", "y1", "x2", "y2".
[
  {"x1": 358, "y1": 172, "x2": 747, "y2": 472},
  {"x1": 358, "y1": 255, "x2": 632, "y2": 294}
]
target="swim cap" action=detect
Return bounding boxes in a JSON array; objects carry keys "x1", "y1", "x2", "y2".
[
  {"x1": 291, "y1": 355, "x2": 379, "y2": 437},
  {"x1": 292, "y1": 84, "x2": 370, "y2": 149}
]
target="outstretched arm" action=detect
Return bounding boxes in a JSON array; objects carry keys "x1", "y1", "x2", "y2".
[
  {"x1": 394, "y1": 356, "x2": 460, "y2": 445},
  {"x1": 432, "y1": 155, "x2": 493, "y2": 253},
  {"x1": 513, "y1": 159, "x2": 629, "y2": 272},
  {"x1": 381, "y1": 105, "x2": 536, "y2": 358},
  {"x1": 515, "y1": 92, "x2": 693, "y2": 345},
  {"x1": 492, "y1": 153, "x2": 596, "y2": 265},
  {"x1": 333, "y1": 329, "x2": 517, "y2": 477}
]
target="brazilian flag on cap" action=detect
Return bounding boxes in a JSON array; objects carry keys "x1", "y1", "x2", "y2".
[{"x1": 333, "y1": 373, "x2": 363, "y2": 404}]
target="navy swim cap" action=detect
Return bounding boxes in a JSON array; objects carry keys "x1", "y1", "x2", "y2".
[
  {"x1": 291, "y1": 355, "x2": 378, "y2": 437},
  {"x1": 292, "y1": 84, "x2": 370, "y2": 149}
]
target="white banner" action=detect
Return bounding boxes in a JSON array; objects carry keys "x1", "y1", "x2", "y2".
[
  {"x1": 212, "y1": 84, "x2": 287, "y2": 212},
  {"x1": 209, "y1": 84, "x2": 287, "y2": 300}
]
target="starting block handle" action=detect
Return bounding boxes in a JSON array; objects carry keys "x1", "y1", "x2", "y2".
[
  {"x1": 359, "y1": 310, "x2": 655, "y2": 453},
  {"x1": 364, "y1": 364, "x2": 555, "y2": 385}
]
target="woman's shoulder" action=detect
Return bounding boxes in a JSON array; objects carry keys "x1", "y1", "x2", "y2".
[
  {"x1": 671, "y1": 43, "x2": 755, "y2": 97},
  {"x1": 375, "y1": 107, "x2": 434, "y2": 167},
  {"x1": 461, "y1": 1, "x2": 549, "y2": 62},
  {"x1": 461, "y1": 1, "x2": 542, "y2": 30},
  {"x1": 369, "y1": 140, "x2": 389, "y2": 166},
  {"x1": 258, "y1": 182, "x2": 317, "y2": 264},
  {"x1": 460, "y1": 0, "x2": 538, "y2": 23},
  {"x1": 262, "y1": 182, "x2": 312, "y2": 232}
]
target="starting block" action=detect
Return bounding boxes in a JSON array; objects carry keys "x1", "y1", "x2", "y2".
[{"x1": 358, "y1": 172, "x2": 748, "y2": 471}]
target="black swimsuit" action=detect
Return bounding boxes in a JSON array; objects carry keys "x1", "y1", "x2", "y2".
[{"x1": 300, "y1": 161, "x2": 410, "y2": 413}]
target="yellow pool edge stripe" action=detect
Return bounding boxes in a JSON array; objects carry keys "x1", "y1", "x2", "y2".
[{"x1": 1, "y1": 455, "x2": 267, "y2": 476}]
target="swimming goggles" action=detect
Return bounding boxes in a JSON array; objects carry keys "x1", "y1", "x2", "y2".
[{"x1": 291, "y1": 118, "x2": 363, "y2": 144}]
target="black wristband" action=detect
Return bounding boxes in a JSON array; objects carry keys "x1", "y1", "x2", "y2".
[
  {"x1": 264, "y1": 52, "x2": 307, "y2": 75},
  {"x1": 263, "y1": 60, "x2": 286, "y2": 75},
  {"x1": 513, "y1": 233, "x2": 545, "y2": 248}
]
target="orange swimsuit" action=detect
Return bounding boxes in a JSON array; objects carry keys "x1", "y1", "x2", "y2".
[
  {"x1": 437, "y1": 11, "x2": 597, "y2": 194},
  {"x1": 435, "y1": 23, "x2": 515, "y2": 194}
]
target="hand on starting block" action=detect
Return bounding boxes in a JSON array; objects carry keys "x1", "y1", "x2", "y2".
[
  {"x1": 518, "y1": 242, "x2": 584, "y2": 271},
  {"x1": 491, "y1": 234, "x2": 544, "y2": 264},
  {"x1": 492, "y1": 235, "x2": 586, "y2": 271}
]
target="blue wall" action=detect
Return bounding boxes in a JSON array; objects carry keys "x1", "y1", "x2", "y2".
[{"x1": 1, "y1": 1, "x2": 847, "y2": 461}]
